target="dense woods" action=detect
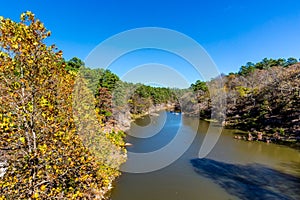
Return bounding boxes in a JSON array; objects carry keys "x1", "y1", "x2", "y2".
[
  {"x1": 188, "y1": 58, "x2": 300, "y2": 147},
  {"x1": 77, "y1": 66, "x2": 178, "y2": 117},
  {"x1": 82, "y1": 56, "x2": 300, "y2": 148}
]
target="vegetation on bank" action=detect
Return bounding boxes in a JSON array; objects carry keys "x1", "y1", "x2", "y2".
[
  {"x1": 77, "y1": 67, "x2": 179, "y2": 117},
  {"x1": 0, "y1": 12, "x2": 126, "y2": 199},
  {"x1": 188, "y1": 58, "x2": 300, "y2": 147},
  {"x1": 79, "y1": 54, "x2": 299, "y2": 150}
]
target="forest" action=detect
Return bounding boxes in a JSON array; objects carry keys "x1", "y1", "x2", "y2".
[
  {"x1": 62, "y1": 55, "x2": 300, "y2": 148},
  {"x1": 185, "y1": 57, "x2": 300, "y2": 147},
  {"x1": 0, "y1": 12, "x2": 299, "y2": 199}
]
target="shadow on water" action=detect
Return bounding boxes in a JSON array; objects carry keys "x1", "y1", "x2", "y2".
[{"x1": 190, "y1": 158, "x2": 300, "y2": 200}]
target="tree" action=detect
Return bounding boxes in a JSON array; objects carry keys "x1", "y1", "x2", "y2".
[
  {"x1": 277, "y1": 58, "x2": 286, "y2": 66},
  {"x1": 96, "y1": 87, "x2": 113, "y2": 123},
  {"x1": 284, "y1": 57, "x2": 298, "y2": 67},
  {"x1": 97, "y1": 69, "x2": 120, "y2": 92},
  {"x1": 94, "y1": 69, "x2": 120, "y2": 123},
  {"x1": 0, "y1": 12, "x2": 114, "y2": 199},
  {"x1": 238, "y1": 62, "x2": 255, "y2": 76},
  {"x1": 66, "y1": 57, "x2": 85, "y2": 71},
  {"x1": 79, "y1": 67, "x2": 105, "y2": 95},
  {"x1": 191, "y1": 80, "x2": 208, "y2": 92},
  {"x1": 254, "y1": 58, "x2": 279, "y2": 70}
]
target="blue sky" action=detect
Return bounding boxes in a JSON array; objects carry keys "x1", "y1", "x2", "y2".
[{"x1": 1, "y1": 0, "x2": 300, "y2": 85}]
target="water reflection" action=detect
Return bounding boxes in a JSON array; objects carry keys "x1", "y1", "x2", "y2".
[
  {"x1": 111, "y1": 113, "x2": 300, "y2": 200},
  {"x1": 125, "y1": 111, "x2": 182, "y2": 153},
  {"x1": 191, "y1": 158, "x2": 300, "y2": 200}
]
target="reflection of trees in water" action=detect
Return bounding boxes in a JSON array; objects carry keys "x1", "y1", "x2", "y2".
[
  {"x1": 191, "y1": 158, "x2": 300, "y2": 200},
  {"x1": 135, "y1": 115, "x2": 151, "y2": 126}
]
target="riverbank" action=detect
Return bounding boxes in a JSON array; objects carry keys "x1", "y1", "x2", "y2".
[
  {"x1": 232, "y1": 130, "x2": 300, "y2": 149},
  {"x1": 131, "y1": 103, "x2": 176, "y2": 119},
  {"x1": 180, "y1": 110, "x2": 300, "y2": 150},
  {"x1": 178, "y1": 63, "x2": 300, "y2": 151},
  {"x1": 113, "y1": 103, "x2": 176, "y2": 131}
]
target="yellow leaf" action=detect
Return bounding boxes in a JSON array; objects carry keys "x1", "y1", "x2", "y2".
[
  {"x1": 19, "y1": 137, "x2": 25, "y2": 144},
  {"x1": 32, "y1": 192, "x2": 39, "y2": 199},
  {"x1": 20, "y1": 13, "x2": 25, "y2": 20},
  {"x1": 40, "y1": 185, "x2": 46, "y2": 191},
  {"x1": 12, "y1": 44, "x2": 18, "y2": 49}
]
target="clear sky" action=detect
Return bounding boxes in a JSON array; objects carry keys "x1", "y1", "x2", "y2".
[{"x1": 1, "y1": 0, "x2": 300, "y2": 85}]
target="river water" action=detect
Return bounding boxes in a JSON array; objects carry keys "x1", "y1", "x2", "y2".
[{"x1": 110, "y1": 111, "x2": 300, "y2": 200}]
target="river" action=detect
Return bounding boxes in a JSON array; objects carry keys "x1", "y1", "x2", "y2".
[{"x1": 110, "y1": 111, "x2": 300, "y2": 200}]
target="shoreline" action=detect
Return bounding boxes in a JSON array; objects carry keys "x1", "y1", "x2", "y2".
[
  {"x1": 231, "y1": 130, "x2": 300, "y2": 150},
  {"x1": 132, "y1": 103, "x2": 176, "y2": 118},
  {"x1": 180, "y1": 109, "x2": 300, "y2": 150},
  {"x1": 162, "y1": 110, "x2": 300, "y2": 150}
]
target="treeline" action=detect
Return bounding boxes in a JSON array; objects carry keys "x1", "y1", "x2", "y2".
[
  {"x1": 69, "y1": 63, "x2": 178, "y2": 119},
  {"x1": 187, "y1": 58, "x2": 300, "y2": 145},
  {"x1": 124, "y1": 84, "x2": 177, "y2": 114},
  {"x1": 237, "y1": 57, "x2": 298, "y2": 76},
  {"x1": 71, "y1": 54, "x2": 300, "y2": 145}
]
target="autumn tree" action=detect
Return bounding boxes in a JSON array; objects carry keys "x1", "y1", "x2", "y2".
[
  {"x1": 96, "y1": 87, "x2": 113, "y2": 123},
  {"x1": 0, "y1": 12, "x2": 120, "y2": 199}
]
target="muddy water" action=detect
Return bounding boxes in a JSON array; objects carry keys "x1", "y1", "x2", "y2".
[{"x1": 111, "y1": 111, "x2": 300, "y2": 200}]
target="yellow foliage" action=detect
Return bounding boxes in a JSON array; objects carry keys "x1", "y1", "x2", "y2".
[
  {"x1": 0, "y1": 11, "x2": 126, "y2": 199},
  {"x1": 19, "y1": 137, "x2": 25, "y2": 143},
  {"x1": 40, "y1": 185, "x2": 46, "y2": 191},
  {"x1": 32, "y1": 192, "x2": 39, "y2": 199}
]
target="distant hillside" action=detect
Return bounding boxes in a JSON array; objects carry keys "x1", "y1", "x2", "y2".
[
  {"x1": 185, "y1": 59, "x2": 300, "y2": 147},
  {"x1": 225, "y1": 64, "x2": 299, "y2": 136}
]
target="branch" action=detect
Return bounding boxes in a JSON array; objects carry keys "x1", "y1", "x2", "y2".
[
  {"x1": 0, "y1": 146, "x2": 21, "y2": 151},
  {"x1": 34, "y1": 180, "x2": 49, "y2": 188}
]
